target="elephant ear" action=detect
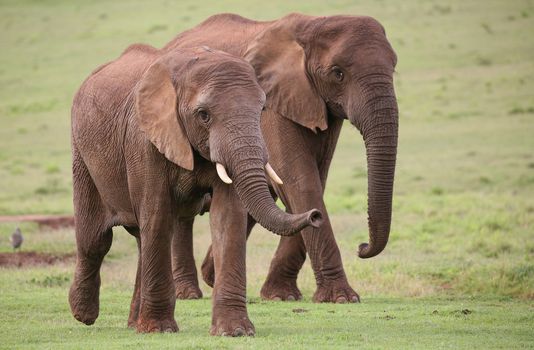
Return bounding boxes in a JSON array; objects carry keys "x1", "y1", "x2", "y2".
[
  {"x1": 244, "y1": 24, "x2": 328, "y2": 132},
  {"x1": 135, "y1": 61, "x2": 194, "y2": 170}
]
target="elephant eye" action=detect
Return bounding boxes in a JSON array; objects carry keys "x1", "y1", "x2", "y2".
[
  {"x1": 197, "y1": 108, "x2": 210, "y2": 124},
  {"x1": 332, "y1": 66, "x2": 344, "y2": 82}
]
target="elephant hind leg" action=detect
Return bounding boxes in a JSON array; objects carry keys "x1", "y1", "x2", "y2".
[
  {"x1": 200, "y1": 245, "x2": 215, "y2": 288},
  {"x1": 69, "y1": 226, "x2": 112, "y2": 325},
  {"x1": 172, "y1": 217, "x2": 203, "y2": 300},
  {"x1": 69, "y1": 148, "x2": 113, "y2": 325},
  {"x1": 260, "y1": 233, "x2": 305, "y2": 302},
  {"x1": 124, "y1": 228, "x2": 141, "y2": 328}
]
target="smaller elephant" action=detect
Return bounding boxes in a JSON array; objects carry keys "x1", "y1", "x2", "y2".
[{"x1": 69, "y1": 44, "x2": 322, "y2": 335}]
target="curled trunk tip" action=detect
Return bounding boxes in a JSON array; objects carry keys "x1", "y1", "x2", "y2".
[
  {"x1": 307, "y1": 208, "x2": 323, "y2": 229},
  {"x1": 266, "y1": 208, "x2": 323, "y2": 237},
  {"x1": 228, "y1": 149, "x2": 324, "y2": 236},
  {"x1": 358, "y1": 241, "x2": 386, "y2": 259}
]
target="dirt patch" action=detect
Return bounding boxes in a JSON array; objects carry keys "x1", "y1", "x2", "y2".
[
  {"x1": 292, "y1": 308, "x2": 309, "y2": 313},
  {"x1": 0, "y1": 252, "x2": 75, "y2": 267},
  {"x1": 0, "y1": 215, "x2": 74, "y2": 229}
]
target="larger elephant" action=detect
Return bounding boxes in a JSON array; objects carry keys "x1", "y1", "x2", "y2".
[
  {"x1": 69, "y1": 45, "x2": 321, "y2": 335},
  {"x1": 166, "y1": 13, "x2": 399, "y2": 303}
]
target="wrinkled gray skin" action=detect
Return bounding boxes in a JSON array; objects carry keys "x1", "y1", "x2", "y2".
[
  {"x1": 166, "y1": 13, "x2": 399, "y2": 303},
  {"x1": 69, "y1": 45, "x2": 321, "y2": 335}
]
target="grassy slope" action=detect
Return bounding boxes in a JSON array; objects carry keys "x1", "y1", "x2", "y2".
[{"x1": 0, "y1": 0, "x2": 533, "y2": 348}]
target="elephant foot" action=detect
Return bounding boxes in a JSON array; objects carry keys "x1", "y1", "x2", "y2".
[
  {"x1": 127, "y1": 298, "x2": 140, "y2": 329},
  {"x1": 136, "y1": 315, "x2": 178, "y2": 333},
  {"x1": 68, "y1": 275, "x2": 100, "y2": 325},
  {"x1": 210, "y1": 315, "x2": 255, "y2": 337},
  {"x1": 201, "y1": 251, "x2": 215, "y2": 288},
  {"x1": 260, "y1": 277, "x2": 302, "y2": 301},
  {"x1": 175, "y1": 282, "x2": 203, "y2": 300},
  {"x1": 127, "y1": 315, "x2": 138, "y2": 329},
  {"x1": 313, "y1": 279, "x2": 360, "y2": 303}
]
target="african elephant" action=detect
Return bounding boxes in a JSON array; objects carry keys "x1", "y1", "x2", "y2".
[
  {"x1": 165, "y1": 13, "x2": 398, "y2": 303},
  {"x1": 69, "y1": 44, "x2": 322, "y2": 335}
]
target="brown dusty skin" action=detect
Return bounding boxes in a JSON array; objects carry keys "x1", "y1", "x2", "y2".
[
  {"x1": 0, "y1": 252, "x2": 74, "y2": 267},
  {"x1": 69, "y1": 45, "x2": 320, "y2": 336},
  {"x1": 167, "y1": 13, "x2": 398, "y2": 303}
]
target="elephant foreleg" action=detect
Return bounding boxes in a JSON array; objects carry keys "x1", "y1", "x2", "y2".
[
  {"x1": 209, "y1": 183, "x2": 255, "y2": 336},
  {"x1": 201, "y1": 214, "x2": 255, "y2": 288},
  {"x1": 263, "y1": 164, "x2": 359, "y2": 303},
  {"x1": 135, "y1": 206, "x2": 178, "y2": 333}
]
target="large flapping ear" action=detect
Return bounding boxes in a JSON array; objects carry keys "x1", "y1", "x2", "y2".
[
  {"x1": 244, "y1": 23, "x2": 328, "y2": 132},
  {"x1": 135, "y1": 60, "x2": 194, "y2": 170}
]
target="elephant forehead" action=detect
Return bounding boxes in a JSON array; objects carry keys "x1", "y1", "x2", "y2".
[
  {"x1": 316, "y1": 15, "x2": 385, "y2": 38},
  {"x1": 192, "y1": 54, "x2": 257, "y2": 80},
  {"x1": 196, "y1": 84, "x2": 265, "y2": 106},
  {"x1": 319, "y1": 38, "x2": 396, "y2": 74}
]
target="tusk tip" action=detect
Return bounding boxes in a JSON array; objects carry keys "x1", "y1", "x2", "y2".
[
  {"x1": 216, "y1": 163, "x2": 233, "y2": 184},
  {"x1": 265, "y1": 163, "x2": 284, "y2": 185}
]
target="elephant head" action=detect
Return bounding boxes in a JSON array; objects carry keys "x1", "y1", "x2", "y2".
[
  {"x1": 245, "y1": 15, "x2": 398, "y2": 258},
  {"x1": 135, "y1": 47, "x2": 322, "y2": 236}
]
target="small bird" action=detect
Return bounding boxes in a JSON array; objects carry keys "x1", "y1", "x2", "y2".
[{"x1": 10, "y1": 227, "x2": 23, "y2": 252}]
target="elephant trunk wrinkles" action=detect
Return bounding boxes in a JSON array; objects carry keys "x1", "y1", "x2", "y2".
[
  {"x1": 357, "y1": 94, "x2": 398, "y2": 259},
  {"x1": 224, "y1": 132, "x2": 322, "y2": 236}
]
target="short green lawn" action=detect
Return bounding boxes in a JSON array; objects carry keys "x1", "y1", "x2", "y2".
[
  {"x1": 0, "y1": 227, "x2": 532, "y2": 349},
  {"x1": 0, "y1": 0, "x2": 533, "y2": 348},
  {"x1": 2, "y1": 285, "x2": 532, "y2": 349}
]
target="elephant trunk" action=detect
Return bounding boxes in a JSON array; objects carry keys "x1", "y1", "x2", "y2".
[
  {"x1": 356, "y1": 91, "x2": 398, "y2": 259},
  {"x1": 219, "y1": 123, "x2": 323, "y2": 236}
]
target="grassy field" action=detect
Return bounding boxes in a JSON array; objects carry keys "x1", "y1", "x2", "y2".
[{"x1": 0, "y1": 0, "x2": 533, "y2": 348}]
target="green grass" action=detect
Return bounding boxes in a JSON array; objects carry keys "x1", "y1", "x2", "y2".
[
  {"x1": 0, "y1": 0, "x2": 533, "y2": 348},
  {"x1": 2, "y1": 290, "x2": 533, "y2": 349}
]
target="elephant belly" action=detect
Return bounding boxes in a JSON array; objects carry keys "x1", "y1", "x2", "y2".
[
  {"x1": 78, "y1": 140, "x2": 135, "y2": 226},
  {"x1": 173, "y1": 186, "x2": 209, "y2": 218}
]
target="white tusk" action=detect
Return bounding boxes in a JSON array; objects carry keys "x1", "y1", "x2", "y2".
[
  {"x1": 265, "y1": 163, "x2": 284, "y2": 185},
  {"x1": 216, "y1": 163, "x2": 232, "y2": 184}
]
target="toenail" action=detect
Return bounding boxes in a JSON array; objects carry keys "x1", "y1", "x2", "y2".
[
  {"x1": 233, "y1": 328, "x2": 245, "y2": 336},
  {"x1": 287, "y1": 295, "x2": 296, "y2": 301},
  {"x1": 336, "y1": 296, "x2": 347, "y2": 304}
]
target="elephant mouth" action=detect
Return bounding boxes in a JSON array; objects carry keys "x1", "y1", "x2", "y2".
[
  {"x1": 325, "y1": 101, "x2": 348, "y2": 120},
  {"x1": 215, "y1": 162, "x2": 284, "y2": 186}
]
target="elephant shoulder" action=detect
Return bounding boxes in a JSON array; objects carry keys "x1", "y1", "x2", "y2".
[
  {"x1": 73, "y1": 44, "x2": 159, "y2": 124},
  {"x1": 91, "y1": 44, "x2": 158, "y2": 86},
  {"x1": 121, "y1": 43, "x2": 159, "y2": 57},
  {"x1": 199, "y1": 13, "x2": 258, "y2": 27},
  {"x1": 82, "y1": 44, "x2": 157, "y2": 89}
]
